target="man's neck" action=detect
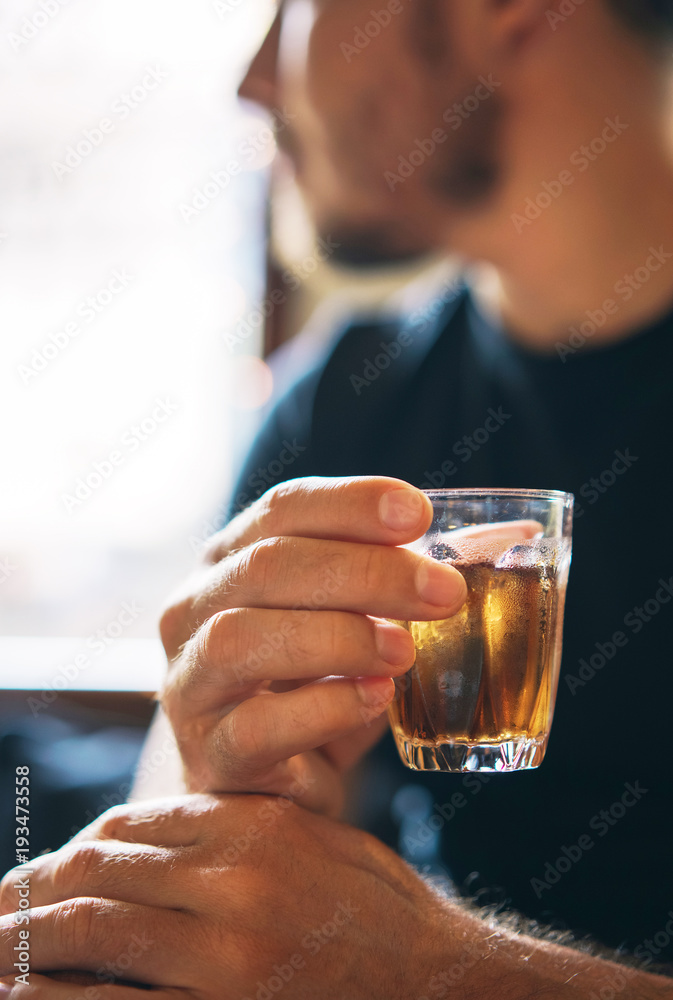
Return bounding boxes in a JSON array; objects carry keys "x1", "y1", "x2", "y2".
[
  {"x1": 471, "y1": 158, "x2": 673, "y2": 353},
  {"x1": 452, "y1": 26, "x2": 673, "y2": 352}
]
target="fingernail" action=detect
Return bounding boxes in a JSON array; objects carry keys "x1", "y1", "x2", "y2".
[
  {"x1": 379, "y1": 489, "x2": 427, "y2": 531},
  {"x1": 415, "y1": 560, "x2": 467, "y2": 609},
  {"x1": 0, "y1": 981, "x2": 12, "y2": 998},
  {"x1": 355, "y1": 676, "x2": 395, "y2": 709},
  {"x1": 374, "y1": 622, "x2": 413, "y2": 666}
]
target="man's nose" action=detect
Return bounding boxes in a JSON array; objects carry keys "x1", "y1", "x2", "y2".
[{"x1": 238, "y1": 10, "x2": 282, "y2": 112}]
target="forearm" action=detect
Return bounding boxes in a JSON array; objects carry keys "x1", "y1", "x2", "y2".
[{"x1": 427, "y1": 902, "x2": 672, "y2": 999}]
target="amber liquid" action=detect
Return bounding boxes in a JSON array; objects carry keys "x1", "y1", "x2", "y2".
[{"x1": 389, "y1": 559, "x2": 566, "y2": 753}]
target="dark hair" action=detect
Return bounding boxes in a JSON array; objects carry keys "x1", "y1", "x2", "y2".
[{"x1": 608, "y1": 0, "x2": 673, "y2": 39}]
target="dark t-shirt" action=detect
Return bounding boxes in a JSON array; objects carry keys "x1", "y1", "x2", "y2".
[{"x1": 230, "y1": 286, "x2": 673, "y2": 962}]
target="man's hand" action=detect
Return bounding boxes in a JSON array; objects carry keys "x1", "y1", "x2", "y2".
[
  {"x1": 1, "y1": 797, "x2": 669, "y2": 999},
  {"x1": 157, "y1": 476, "x2": 467, "y2": 815},
  {"x1": 0, "y1": 795, "x2": 463, "y2": 999}
]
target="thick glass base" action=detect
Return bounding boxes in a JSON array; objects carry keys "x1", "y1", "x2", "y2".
[{"x1": 394, "y1": 736, "x2": 547, "y2": 772}]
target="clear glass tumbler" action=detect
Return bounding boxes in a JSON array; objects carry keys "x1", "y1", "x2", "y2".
[{"x1": 388, "y1": 488, "x2": 574, "y2": 772}]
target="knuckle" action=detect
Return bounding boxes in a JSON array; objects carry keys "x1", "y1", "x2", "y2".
[
  {"x1": 195, "y1": 612, "x2": 223, "y2": 668},
  {"x1": 55, "y1": 842, "x2": 104, "y2": 892},
  {"x1": 199, "y1": 608, "x2": 250, "y2": 672},
  {"x1": 55, "y1": 897, "x2": 98, "y2": 959},
  {"x1": 224, "y1": 706, "x2": 263, "y2": 763},
  {"x1": 159, "y1": 597, "x2": 193, "y2": 657},
  {"x1": 173, "y1": 620, "x2": 217, "y2": 697},
  {"x1": 0, "y1": 867, "x2": 22, "y2": 915},
  {"x1": 94, "y1": 804, "x2": 134, "y2": 842},
  {"x1": 174, "y1": 608, "x2": 254, "y2": 698},
  {"x1": 321, "y1": 614, "x2": 346, "y2": 663},
  {"x1": 256, "y1": 481, "x2": 291, "y2": 536},
  {"x1": 214, "y1": 707, "x2": 269, "y2": 780},
  {"x1": 159, "y1": 566, "x2": 215, "y2": 657},
  {"x1": 228, "y1": 609, "x2": 271, "y2": 687},
  {"x1": 158, "y1": 675, "x2": 181, "y2": 723},
  {"x1": 355, "y1": 544, "x2": 387, "y2": 594},
  {"x1": 299, "y1": 687, "x2": 332, "y2": 733},
  {"x1": 290, "y1": 614, "x2": 338, "y2": 667},
  {"x1": 235, "y1": 538, "x2": 282, "y2": 597},
  {"x1": 282, "y1": 617, "x2": 316, "y2": 667}
]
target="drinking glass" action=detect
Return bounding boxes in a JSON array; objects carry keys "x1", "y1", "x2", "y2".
[{"x1": 388, "y1": 488, "x2": 574, "y2": 772}]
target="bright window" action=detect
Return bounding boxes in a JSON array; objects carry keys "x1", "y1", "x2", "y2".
[{"x1": 0, "y1": 0, "x2": 275, "y2": 642}]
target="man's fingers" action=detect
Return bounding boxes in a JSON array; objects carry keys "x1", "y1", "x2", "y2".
[
  {"x1": 208, "y1": 676, "x2": 396, "y2": 789},
  {"x1": 66, "y1": 795, "x2": 222, "y2": 850},
  {"x1": 321, "y1": 713, "x2": 391, "y2": 773},
  {"x1": 168, "y1": 609, "x2": 414, "y2": 705},
  {"x1": 194, "y1": 536, "x2": 467, "y2": 622},
  {"x1": 160, "y1": 477, "x2": 434, "y2": 658},
  {"x1": 0, "y1": 845, "x2": 187, "y2": 916},
  {"x1": 1, "y1": 973, "x2": 170, "y2": 998},
  {"x1": 0, "y1": 901, "x2": 185, "y2": 986},
  {"x1": 205, "y1": 476, "x2": 434, "y2": 558}
]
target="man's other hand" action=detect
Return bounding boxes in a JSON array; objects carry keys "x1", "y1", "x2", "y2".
[
  {"x1": 1, "y1": 798, "x2": 668, "y2": 999},
  {"x1": 0, "y1": 795, "x2": 458, "y2": 999}
]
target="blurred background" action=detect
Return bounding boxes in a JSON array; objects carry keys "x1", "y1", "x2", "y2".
[
  {"x1": 0, "y1": 0, "x2": 448, "y2": 869},
  {"x1": 0, "y1": 0, "x2": 448, "y2": 643},
  {"x1": 1, "y1": 0, "x2": 279, "y2": 868},
  {"x1": 0, "y1": 0, "x2": 274, "y2": 641}
]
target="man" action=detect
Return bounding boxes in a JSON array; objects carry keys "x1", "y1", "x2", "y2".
[{"x1": 2, "y1": 0, "x2": 673, "y2": 995}]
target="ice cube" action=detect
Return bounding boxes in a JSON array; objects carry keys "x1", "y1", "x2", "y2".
[
  {"x1": 436, "y1": 520, "x2": 544, "y2": 567},
  {"x1": 428, "y1": 541, "x2": 459, "y2": 562},
  {"x1": 495, "y1": 537, "x2": 566, "y2": 570}
]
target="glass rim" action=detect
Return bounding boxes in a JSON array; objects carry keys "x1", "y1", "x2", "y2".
[{"x1": 423, "y1": 488, "x2": 574, "y2": 504}]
